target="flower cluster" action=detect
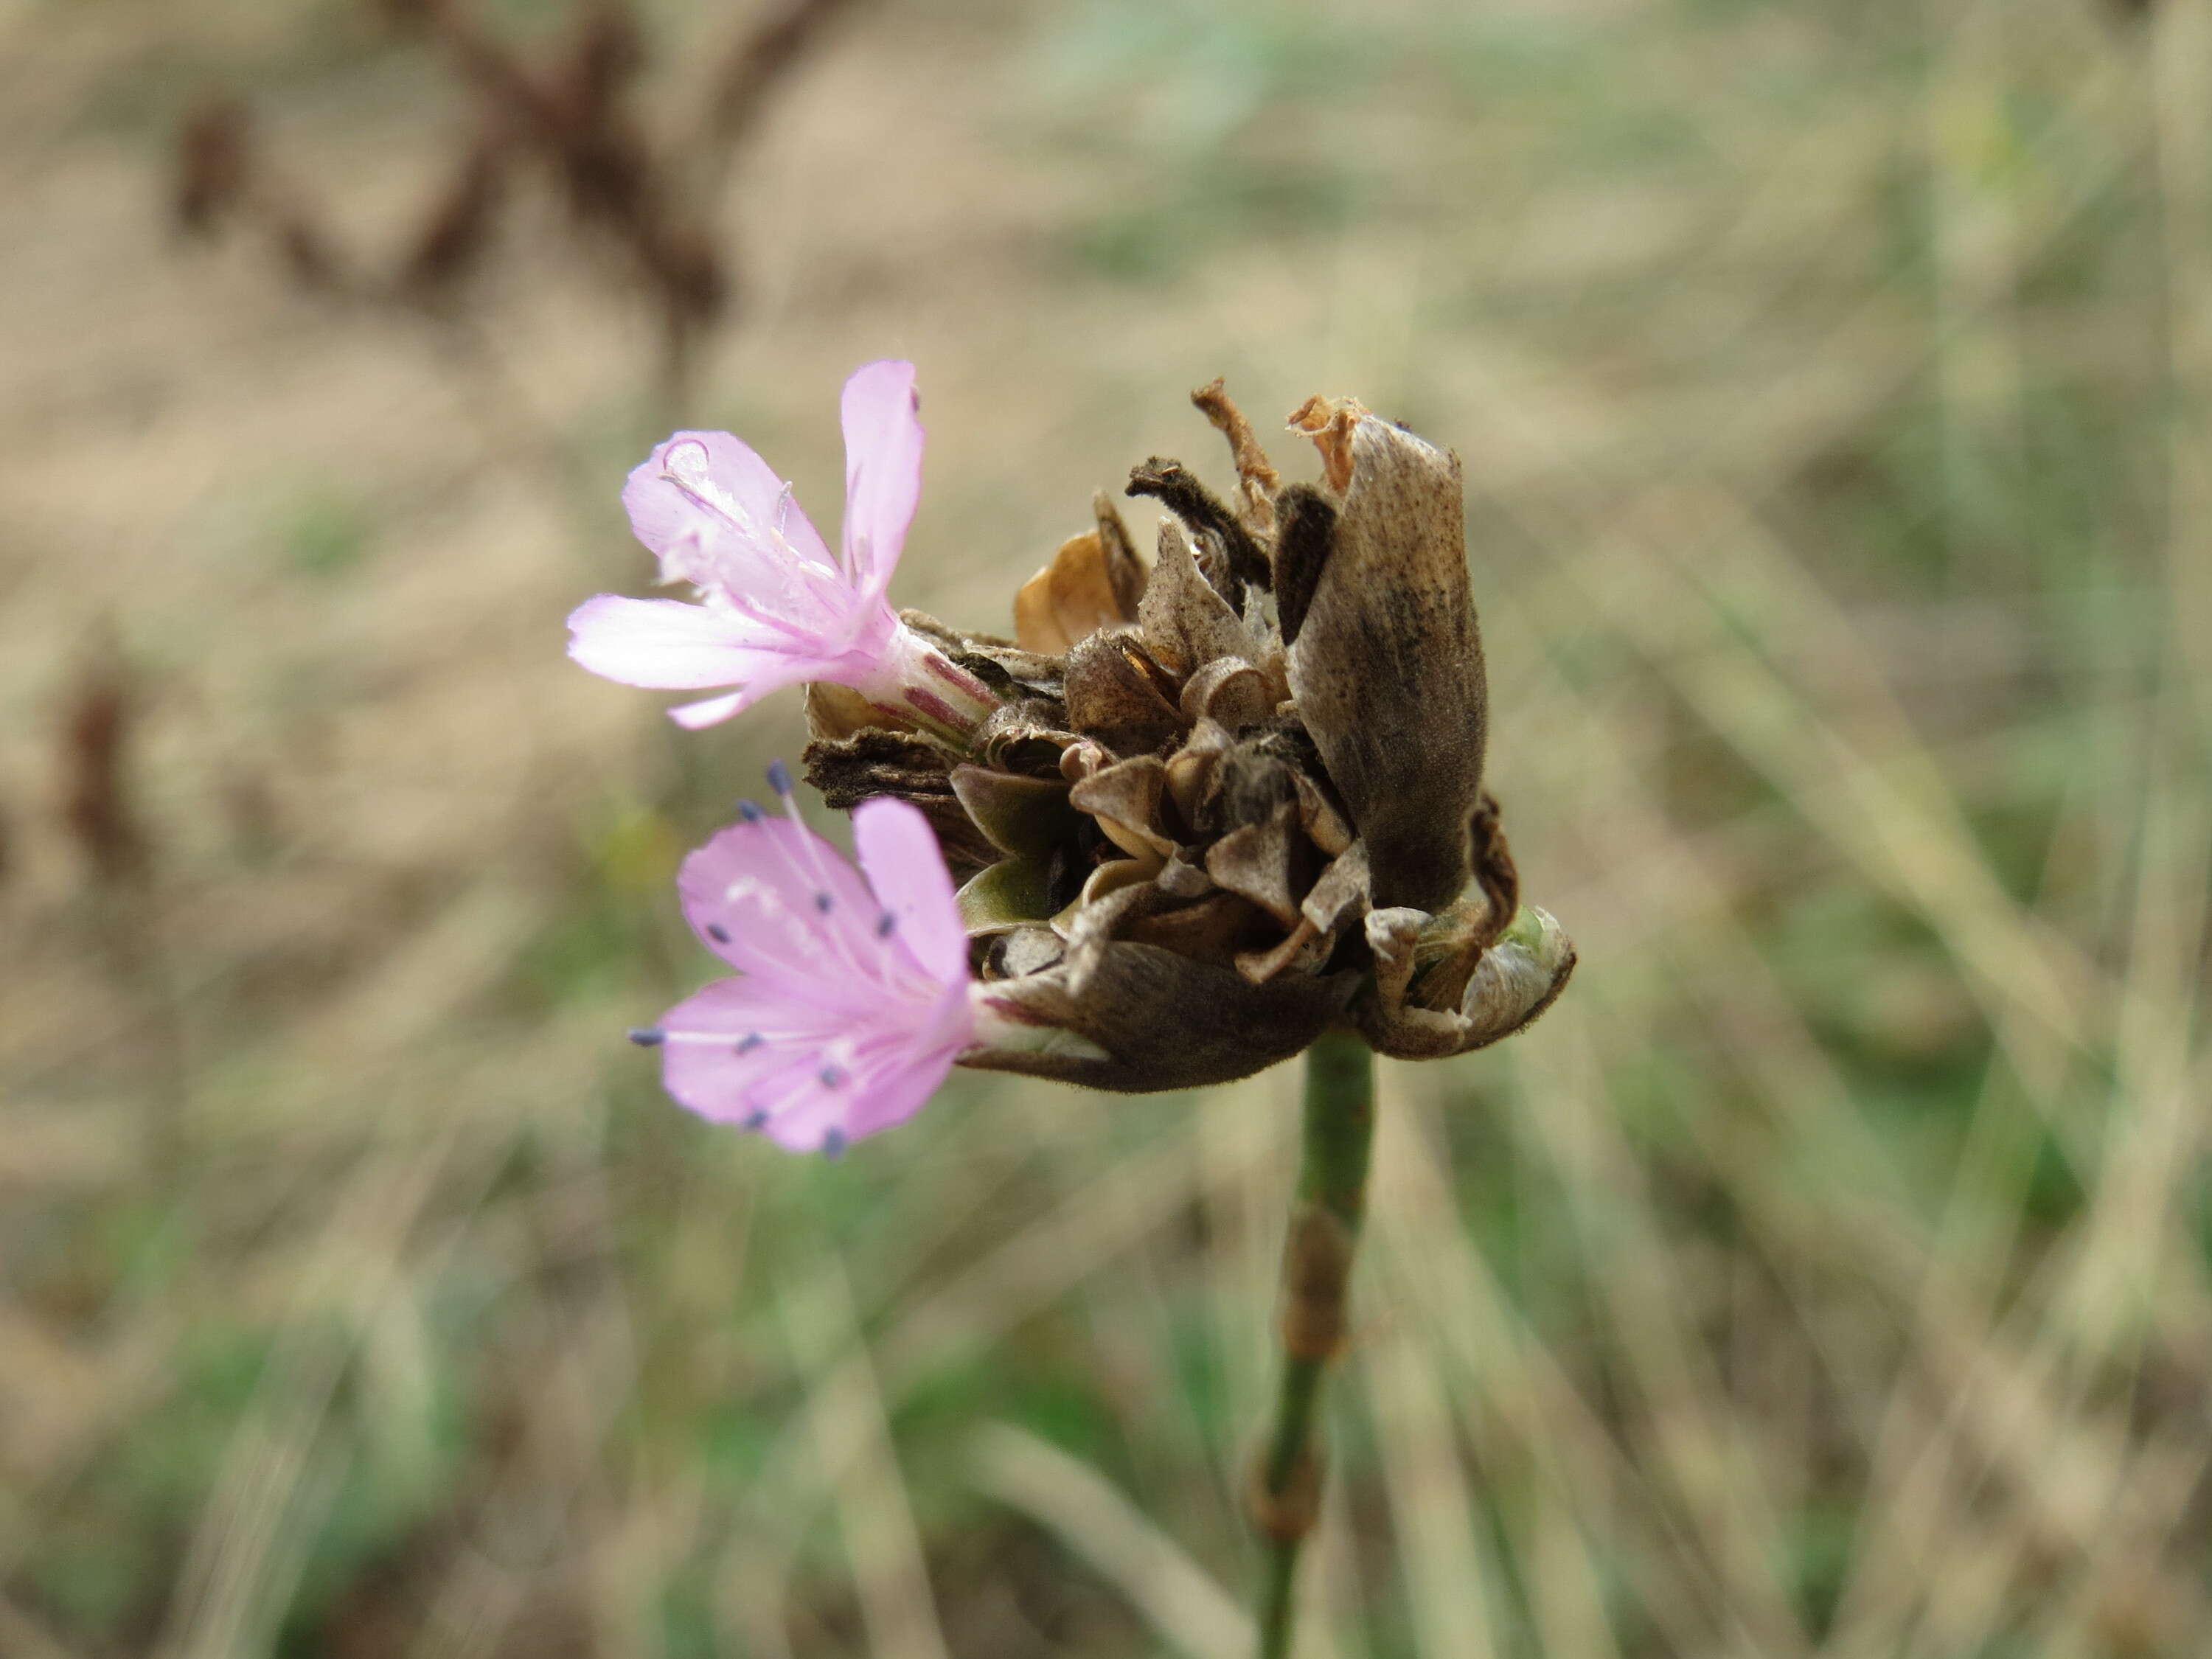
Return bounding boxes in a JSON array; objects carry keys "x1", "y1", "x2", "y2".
[{"x1": 575, "y1": 363, "x2": 1574, "y2": 1152}]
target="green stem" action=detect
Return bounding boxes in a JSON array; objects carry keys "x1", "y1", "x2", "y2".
[{"x1": 1251, "y1": 1029, "x2": 1375, "y2": 1659}]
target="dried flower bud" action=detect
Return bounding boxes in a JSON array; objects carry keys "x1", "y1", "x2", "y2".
[{"x1": 791, "y1": 377, "x2": 1571, "y2": 1092}]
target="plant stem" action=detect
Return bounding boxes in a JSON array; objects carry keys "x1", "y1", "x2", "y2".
[{"x1": 1251, "y1": 1028, "x2": 1375, "y2": 1659}]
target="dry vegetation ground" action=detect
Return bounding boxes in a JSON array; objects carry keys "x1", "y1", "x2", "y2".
[{"x1": 2, "y1": 0, "x2": 2208, "y2": 1655}]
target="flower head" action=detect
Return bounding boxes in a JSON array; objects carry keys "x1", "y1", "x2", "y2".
[
  {"x1": 610, "y1": 372, "x2": 1573, "y2": 1118},
  {"x1": 805, "y1": 380, "x2": 1576, "y2": 1090},
  {"x1": 634, "y1": 772, "x2": 975, "y2": 1153},
  {"x1": 568, "y1": 360, "x2": 995, "y2": 734}
]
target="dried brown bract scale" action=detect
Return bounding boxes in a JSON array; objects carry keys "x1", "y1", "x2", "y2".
[{"x1": 802, "y1": 382, "x2": 1575, "y2": 1091}]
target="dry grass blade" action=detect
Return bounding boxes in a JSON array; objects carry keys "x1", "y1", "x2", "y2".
[
  {"x1": 159, "y1": 1136, "x2": 459, "y2": 1659},
  {"x1": 781, "y1": 1258, "x2": 952, "y2": 1659},
  {"x1": 970, "y1": 1421, "x2": 1252, "y2": 1659},
  {"x1": 1369, "y1": 1077, "x2": 1722, "y2": 1656},
  {"x1": 1571, "y1": 493, "x2": 2099, "y2": 1067},
  {"x1": 880, "y1": 1076, "x2": 1284, "y2": 1386},
  {"x1": 1360, "y1": 1274, "x2": 1506, "y2": 1659}
]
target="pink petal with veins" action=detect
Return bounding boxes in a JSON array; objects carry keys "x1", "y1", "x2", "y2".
[
  {"x1": 852, "y1": 795, "x2": 967, "y2": 982},
  {"x1": 678, "y1": 813, "x2": 880, "y2": 992},
  {"x1": 567, "y1": 595, "x2": 821, "y2": 690},
  {"x1": 623, "y1": 429, "x2": 835, "y2": 590},
  {"x1": 650, "y1": 797, "x2": 973, "y2": 1152},
  {"x1": 838, "y1": 360, "x2": 925, "y2": 602}
]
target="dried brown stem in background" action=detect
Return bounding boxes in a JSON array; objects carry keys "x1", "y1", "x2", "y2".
[
  {"x1": 172, "y1": 0, "x2": 860, "y2": 421},
  {"x1": 59, "y1": 643, "x2": 150, "y2": 887}
]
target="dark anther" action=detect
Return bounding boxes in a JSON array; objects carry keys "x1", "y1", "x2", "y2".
[
  {"x1": 743, "y1": 1109, "x2": 769, "y2": 1130},
  {"x1": 814, "y1": 891, "x2": 833, "y2": 913},
  {"x1": 818, "y1": 1065, "x2": 846, "y2": 1088},
  {"x1": 706, "y1": 922, "x2": 731, "y2": 943},
  {"x1": 627, "y1": 1026, "x2": 666, "y2": 1047},
  {"x1": 877, "y1": 911, "x2": 897, "y2": 936},
  {"x1": 737, "y1": 1032, "x2": 765, "y2": 1053},
  {"x1": 766, "y1": 758, "x2": 794, "y2": 795},
  {"x1": 737, "y1": 799, "x2": 765, "y2": 822},
  {"x1": 821, "y1": 1127, "x2": 847, "y2": 1160}
]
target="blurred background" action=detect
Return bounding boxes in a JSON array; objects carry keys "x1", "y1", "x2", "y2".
[{"x1": 3, "y1": 0, "x2": 2208, "y2": 1654}]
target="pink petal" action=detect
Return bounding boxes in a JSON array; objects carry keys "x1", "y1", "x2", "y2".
[
  {"x1": 835, "y1": 1027, "x2": 970, "y2": 1141},
  {"x1": 656, "y1": 978, "x2": 962, "y2": 1150},
  {"x1": 625, "y1": 430, "x2": 834, "y2": 573},
  {"x1": 667, "y1": 690, "x2": 752, "y2": 729},
  {"x1": 678, "y1": 815, "x2": 886, "y2": 997},
  {"x1": 650, "y1": 798, "x2": 977, "y2": 1155},
  {"x1": 838, "y1": 360, "x2": 925, "y2": 599},
  {"x1": 750, "y1": 1051, "x2": 901, "y2": 1152},
  {"x1": 565, "y1": 594, "x2": 784, "y2": 689},
  {"x1": 661, "y1": 652, "x2": 829, "y2": 726},
  {"x1": 749, "y1": 1023, "x2": 964, "y2": 1152},
  {"x1": 852, "y1": 797, "x2": 968, "y2": 984},
  {"x1": 657, "y1": 978, "x2": 842, "y2": 1126},
  {"x1": 624, "y1": 433, "x2": 850, "y2": 633}
]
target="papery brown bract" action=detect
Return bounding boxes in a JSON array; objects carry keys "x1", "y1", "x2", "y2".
[
  {"x1": 968, "y1": 942, "x2": 1361, "y2": 1093},
  {"x1": 1283, "y1": 398, "x2": 1488, "y2": 913}
]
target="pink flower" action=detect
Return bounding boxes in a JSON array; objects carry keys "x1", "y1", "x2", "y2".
[
  {"x1": 630, "y1": 770, "x2": 975, "y2": 1155},
  {"x1": 568, "y1": 359, "x2": 992, "y2": 733}
]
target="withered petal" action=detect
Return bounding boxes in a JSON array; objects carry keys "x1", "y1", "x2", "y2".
[
  {"x1": 1290, "y1": 770, "x2": 1354, "y2": 858},
  {"x1": 1300, "y1": 841, "x2": 1371, "y2": 933},
  {"x1": 1127, "y1": 456, "x2": 1270, "y2": 594},
  {"x1": 1203, "y1": 799, "x2": 1303, "y2": 928},
  {"x1": 1287, "y1": 394, "x2": 1360, "y2": 494},
  {"x1": 1054, "y1": 858, "x2": 1176, "y2": 946},
  {"x1": 975, "y1": 700, "x2": 1079, "y2": 778},
  {"x1": 1068, "y1": 754, "x2": 1177, "y2": 859},
  {"x1": 1015, "y1": 524, "x2": 1143, "y2": 656},
  {"x1": 1138, "y1": 518, "x2": 1256, "y2": 678},
  {"x1": 1057, "y1": 855, "x2": 1164, "y2": 934},
  {"x1": 1192, "y1": 378, "x2": 1281, "y2": 538},
  {"x1": 1235, "y1": 917, "x2": 1320, "y2": 984},
  {"x1": 1284, "y1": 403, "x2": 1487, "y2": 912},
  {"x1": 1164, "y1": 720, "x2": 1230, "y2": 824},
  {"x1": 1155, "y1": 851, "x2": 1213, "y2": 898},
  {"x1": 1093, "y1": 490, "x2": 1150, "y2": 617},
  {"x1": 1063, "y1": 627, "x2": 1184, "y2": 754},
  {"x1": 1178, "y1": 656, "x2": 1273, "y2": 730}
]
